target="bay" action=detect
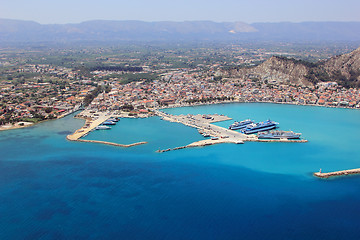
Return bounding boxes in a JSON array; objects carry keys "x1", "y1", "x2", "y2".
[{"x1": 1, "y1": 103, "x2": 360, "y2": 240}]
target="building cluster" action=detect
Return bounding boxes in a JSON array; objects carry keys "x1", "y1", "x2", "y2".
[
  {"x1": 2, "y1": 60, "x2": 360, "y2": 124},
  {"x1": 0, "y1": 79, "x2": 94, "y2": 124},
  {"x1": 11, "y1": 64, "x2": 82, "y2": 80},
  {"x1": 86, "y1": 71, "x2": 360, "y2": 115}
]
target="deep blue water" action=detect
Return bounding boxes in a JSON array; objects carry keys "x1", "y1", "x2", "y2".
[{"x1": 1, "y1": 103, "x2": 360, "y2": 240}]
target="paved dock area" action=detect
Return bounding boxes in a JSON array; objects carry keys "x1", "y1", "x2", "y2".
[
  {"x1": 67, "y1": 111, "x2": 110, "y2": 141},
  {"x1": 155, "y1": 111, "x2": 248, "y2": 142}
]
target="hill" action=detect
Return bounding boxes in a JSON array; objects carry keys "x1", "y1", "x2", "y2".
[{"x1": 229, "y1": 47, "x2": 360, "y2": 88}]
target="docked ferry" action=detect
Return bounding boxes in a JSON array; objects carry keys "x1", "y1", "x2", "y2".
[
  {"x1": 258, "y1": 130, "x2": 301, "y2": 139},
  {"x1": 228, "y1": 119, "x2": 254, "y2": 130},
  {"x1": 241, "y1": 120, "x2": 279, "y2": 134}
]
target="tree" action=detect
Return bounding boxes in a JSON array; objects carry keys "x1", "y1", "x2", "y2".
[{"x1": 44, "y1": 107, "x2": 53, "y2": 113}]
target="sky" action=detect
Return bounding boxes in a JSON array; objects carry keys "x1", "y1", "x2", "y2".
[{"x1": 0, "y1": 0, "x2": 359, "y2": 24}]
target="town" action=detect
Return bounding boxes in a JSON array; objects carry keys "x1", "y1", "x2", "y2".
[{"x1": 1, "y1": 43, "x2": 360, "y2": 128}]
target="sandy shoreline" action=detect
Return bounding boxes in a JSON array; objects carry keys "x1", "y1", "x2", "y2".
[{"x1": 0, "y1": 122, "x2": 34, "y2": 131}]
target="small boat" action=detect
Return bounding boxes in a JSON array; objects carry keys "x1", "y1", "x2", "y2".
[
  {"x1": 95, "y1": 125, "x2": 111, "y2": 130},
  {"x1": 241, "y1": 119, "x2": 279, "y2": 134},
  {"x1": 202, "y1": 133, "x2": 210, "y2": 137},
  {"x1": 108, "y1": 117, "x2": 119, "y2": 122},
  {"x1": 258, "y1": 130, "x2": 301, "y2": 139},
  {"x1": 102, "y1": 121, "x2": 116, "y2": 125},
  {"x1": 229, "y1": 119, "x2": 254, "y2": 130}
]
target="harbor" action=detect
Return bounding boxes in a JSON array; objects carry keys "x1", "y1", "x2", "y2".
[
  {"x1": 67, "y1": 107, "x2": 307, "y2": 150},
  {"x1": 154, "y1": 110, "x2": 307, "y2": 151},
  {"x1": 66, "y1": 110, "x2": 150, "y2": 147},
  {"x1": 154, "y1": 110, "x2": 248, "y2": 143}
]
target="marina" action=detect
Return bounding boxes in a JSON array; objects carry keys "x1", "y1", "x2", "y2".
[{"x1": 66, "y1": 110, "x2": 150, "y2": 147}]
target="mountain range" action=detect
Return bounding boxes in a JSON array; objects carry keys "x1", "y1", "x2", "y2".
[
  {"x1": 1, "y1": 19, "x2": 360, "y2": 43},
  {"x1": 229, "y1": 47, "x2": 360, "y2": 88}
]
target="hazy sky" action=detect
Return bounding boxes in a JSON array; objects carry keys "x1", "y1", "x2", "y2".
[{"x1": 1, "y1": 0, "x2": 359, "y2": 24}]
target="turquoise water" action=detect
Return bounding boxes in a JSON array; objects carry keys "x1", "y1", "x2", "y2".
[{"x1": 1, "y1": 103, "x2": 360, "y2": 239}]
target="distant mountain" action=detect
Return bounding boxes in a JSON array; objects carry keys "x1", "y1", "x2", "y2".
[
  {"x1": 0, "y1": 19, "x2": 359, "y2": 43},
  {"x1": 251, "y1": 22, "x2": 360, "y2": 41},
  {"x1": 229, "y1": 47, "x2": 360, "y2": 88}
]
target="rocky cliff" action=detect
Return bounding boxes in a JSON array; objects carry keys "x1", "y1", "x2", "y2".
[{"x1": 230, "y1": 47, "x2": 360, "y2": 88}]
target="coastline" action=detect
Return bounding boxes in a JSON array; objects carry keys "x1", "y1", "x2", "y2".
[
  {"x1": 1, "y1": 100, "x2": 358, "y2": 133},
  {"x1": 0, "y1": 122, "x2": 34, "y2": 131},
  {"x1": 0, "y1": 107, "x2": 83, "y2": 132},
  {"x1": 158, "y1": 99, "x2": 360, "y2": 112}
]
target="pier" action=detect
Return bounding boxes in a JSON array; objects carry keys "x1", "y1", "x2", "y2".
[{"x1": 314, "y1": 168, "x2": 360, "y2": 178}]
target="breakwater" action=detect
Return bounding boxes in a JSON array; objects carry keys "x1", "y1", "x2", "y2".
[
  {"x1": 156, "y1": 137, "x2": 308, "y2": 153},
  {"x1": 68, "y1": 137, "x2": 147, "y2": 148},
  {"x1": 314, "y1": 168, "x2": 360, "y2": 178}
]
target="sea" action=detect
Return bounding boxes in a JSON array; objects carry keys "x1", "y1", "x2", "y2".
[{"x1": 1, "y1": 103, "x2": 360, "y2": 240}]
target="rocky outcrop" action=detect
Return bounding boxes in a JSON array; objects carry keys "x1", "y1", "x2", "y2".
[
  {"x1": 229, "y1": 47, "x2": 360, "y2": 88},
  {"x1": 321, "y1": 47, "x2": 360, "y2": 86}
]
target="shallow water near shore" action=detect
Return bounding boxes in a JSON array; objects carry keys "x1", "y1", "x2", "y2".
[{"x1": 1, "y1": 103, "x2": 360, "y2": 239}]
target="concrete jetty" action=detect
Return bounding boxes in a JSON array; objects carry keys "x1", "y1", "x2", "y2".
[
  {"x1": 314, "y1": 168, "x2": 360, "y2": 178},
  {"x1": 67, "y1": 111, "x2": 110, "y2": 141}
]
